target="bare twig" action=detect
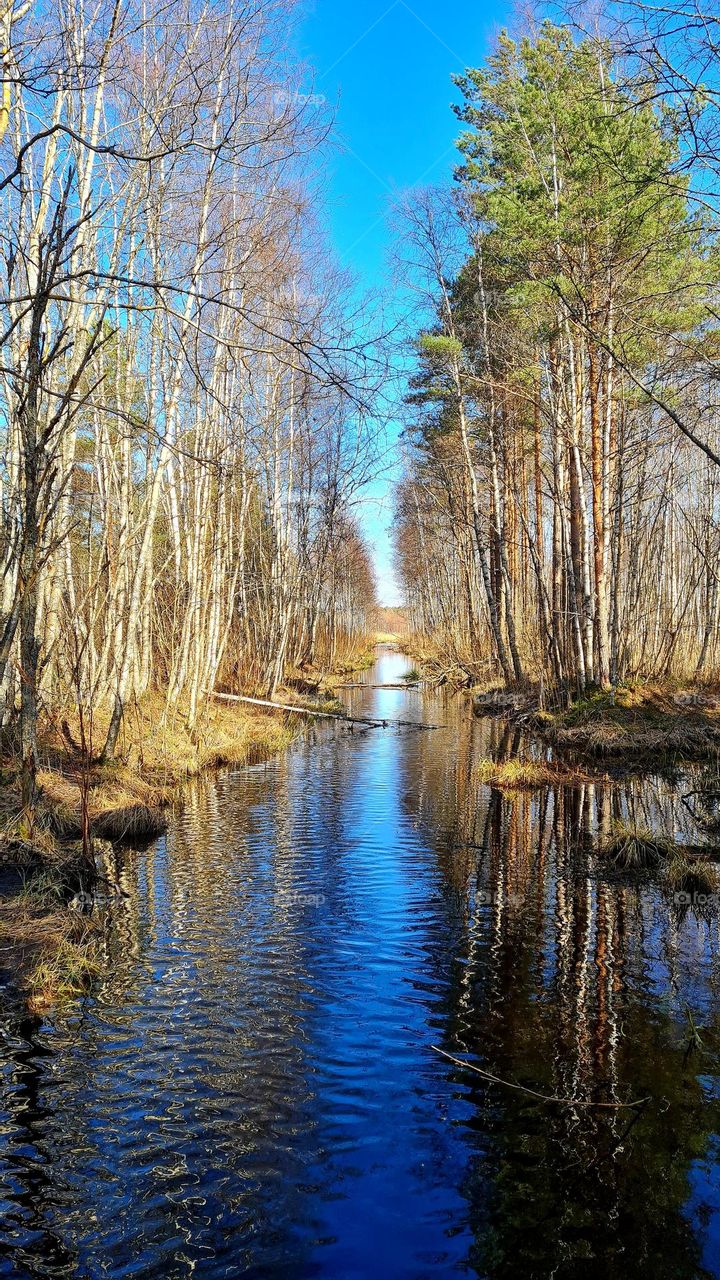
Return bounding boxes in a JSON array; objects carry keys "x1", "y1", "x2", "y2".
[{"x1": 431, "y1": 1046, "x2": 653, "y2": 1109}]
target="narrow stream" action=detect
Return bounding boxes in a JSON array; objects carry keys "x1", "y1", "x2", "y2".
[{"x1": 2, "y1": 649, "x2": 720, "y2": 1278}]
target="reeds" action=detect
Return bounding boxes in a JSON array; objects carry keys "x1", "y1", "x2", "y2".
[
  {"x1": 25, "y1": 932, "x2": 103, "y2": 1012},
  {"x1": 0, "y1": 888, "x2": 103, "y2": 1011},
  {"x1": 600, "y1": 822, "x2": 720, "y2": 902},
  {"x1": 662, "y1": 855, "x2": 719, "y2": 900}
]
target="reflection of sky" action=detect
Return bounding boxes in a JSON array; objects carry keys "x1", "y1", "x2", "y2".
[
  {"x1": 298, "y1": 1, "x2": 513, "y2": 605},
  {"x1": 4, "y1": 654, "x2": 720, "y2": 1273}
]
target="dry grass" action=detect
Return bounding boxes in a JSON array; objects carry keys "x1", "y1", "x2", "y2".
[
  {"x1": 0, "y1": 691, "x2": 300, "y2": 1010},
  {"x1": 25, "y1": 931, "x2": 103, "y2": 1013},
  {"x1": 552, "y1": 721, "x2": 720, "y2": 761},
  {"x1": 318, "y1": 650, "x2": 377, "y2": 689},
  {"x1": 0, "y1": 894, "x2": 102, "y2": 1011},
  {"x1": 7, "y1": 693, "x2": 299, "y2": 849},
  {"x1": 0, "y1": 695, "x2": 297, "y2": 863},
  {"x1": 91, "y1": 692, "x2": 296, "y2": 784},
  {"x1": 600, "y1": 822, "x2": 679, "y2": 870},
  {"x1": 599, "y1": 821, "x2": 720, "y2": 884},
  {"x1": 663, "y1": 853, "x2": 719, "y2": 892},
  {"x1": 282, "y1": 637, "x2": 378, "y2": 692},
  {"x1": 399, "y1": 636, "x2": 496, "y2": 689},
  {"x1": 518, "y1": 684, "x2": 720, "y2": 765},
  {"x1": 31, "y1": 767, "x2": 166, "y2": 846},
  {"x1": 475, "y1": 757, "x2": 591, "y2": 791}
]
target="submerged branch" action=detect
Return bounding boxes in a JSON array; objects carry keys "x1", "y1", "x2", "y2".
[{"x1": 431, "y1": 1046, "x2": 653, "y2": 1109}]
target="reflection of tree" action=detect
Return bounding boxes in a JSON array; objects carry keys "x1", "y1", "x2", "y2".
[
  {"x1": 2, "y1": 691, "x2": 719, "y2": 1276},
  {"x1": 0, "y1": 1012, "x2": 81, "y2": 1277},
  {"x1": 403, "y1": 716, "x2": 720, "y2": 1277}
]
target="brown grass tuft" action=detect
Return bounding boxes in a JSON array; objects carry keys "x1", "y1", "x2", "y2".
[
  {"x1": 0, "y1": 891, "x2": 103, "y2": 1011},
  {"x1": 663, "y1": 854, "x2": 719, "y2": 904},
  {"x1": 475, "y1": 757, "x2": 593, "y2": 791},
  {"x1": 600, "y1": 822, "x2": 678, "y2": 870}
]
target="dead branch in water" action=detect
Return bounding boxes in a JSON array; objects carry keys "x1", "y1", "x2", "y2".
[
  {"x1": 203, "y1": 690, "x2": 442, "y2": 730},
  {"x1": 431, "y1": 1046, "x2": 652, "y2": 1109},
  {"x1": 370, "y1": 682, "x2": 419, "y2": 689}
]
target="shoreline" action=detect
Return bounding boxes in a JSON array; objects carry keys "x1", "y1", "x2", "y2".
[
  {"x1": 472, "y1": 682, "x2": 720, "y2": 772},
  {"x1": 0, "y1": 680, "x2": 349, "y2": 1012},
  {"x1": 399, "y1": 642, "x2": 720, "y2": 773},
  {"x1": 10, "y1": 640, "x2": 718, "y2": 1011}
]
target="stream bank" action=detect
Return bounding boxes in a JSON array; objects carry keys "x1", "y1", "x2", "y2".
[
  {"x1": 473, "y1": 681, "x2": 720, "y2": 770},
  {"x1": 0, "y1": 685, "x2": 338, "y2": 1009}
]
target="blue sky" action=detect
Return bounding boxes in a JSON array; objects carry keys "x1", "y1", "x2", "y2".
[{"x1": 297, "y1": 0, "x2": 513, "y2": 605}]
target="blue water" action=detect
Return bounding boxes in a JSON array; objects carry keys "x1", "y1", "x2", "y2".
[{"x1": 1, "y1": 649, "x2": 720, "y2": 1278}]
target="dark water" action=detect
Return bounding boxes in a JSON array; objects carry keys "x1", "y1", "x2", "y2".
[{"x1": 2, "y1": 649, "x2": 720, "y2": 1279}]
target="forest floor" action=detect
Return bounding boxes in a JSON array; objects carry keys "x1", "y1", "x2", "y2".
[
  {"x1": 400, "y1": 640, "x2": 720, "y2": 771},
  {"x1": 0, "y1": 675, "x2": 353, "y2": 1014},
  {"x1": 474, "y1": 682, "x2": 720, "y2": 771}
]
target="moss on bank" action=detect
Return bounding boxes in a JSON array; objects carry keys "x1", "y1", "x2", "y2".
[{"x1": 474, "y1": 682, "x2": 720, "y2": 768}]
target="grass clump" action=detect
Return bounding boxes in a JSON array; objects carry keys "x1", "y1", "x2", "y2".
[
  {"x1": 35, "y1": 767, "x2": 168, "y2": 846},
  {"x1": 475, "y1": 757, "x2": 587, "y2": 791},
  {"x1": 599, "y1": 822, "x2": 720, "y2": 893},
  {"x1": 14, "y1": 866, "x2": 72, "y2": 908},
  {"x1": 601, "y1": 821, "x2": 678, "y2": 870},
  {"x1": 663, "y1": 854, "x2": 719, "y2": 901},
  {"x1": 25, "y1": 931, "x2": 103, "y2": 1013},
  {"x1": 112, "y1": 693, "x2": 295, "y2": 782},
  {"x1": 0, "y1": 884, "x2": 103, "y2": 1013}
]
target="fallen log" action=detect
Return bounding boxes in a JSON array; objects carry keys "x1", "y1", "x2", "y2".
[
  {"x1": 370, "y1": 682, "x2": 419, "y2": 689},
  {"x1": 205, "y1": 689, "x2": 347, "y2": 719},
  {"x1": 203, "y1": 689, "x2": 442, "y2": 730}
]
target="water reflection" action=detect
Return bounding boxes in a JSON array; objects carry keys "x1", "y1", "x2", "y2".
[{"x1": 0, "y1": 649, "x2": 719, "y2": 1277}]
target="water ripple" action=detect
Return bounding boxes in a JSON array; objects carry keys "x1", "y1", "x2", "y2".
[{"x1": 1, "y1": 651, "x2": 719, "y2": 1277}]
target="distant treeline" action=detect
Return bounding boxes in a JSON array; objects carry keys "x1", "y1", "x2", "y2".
[{"x1": 374, "y1": 607, "x2": 408, "y2": 636}]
